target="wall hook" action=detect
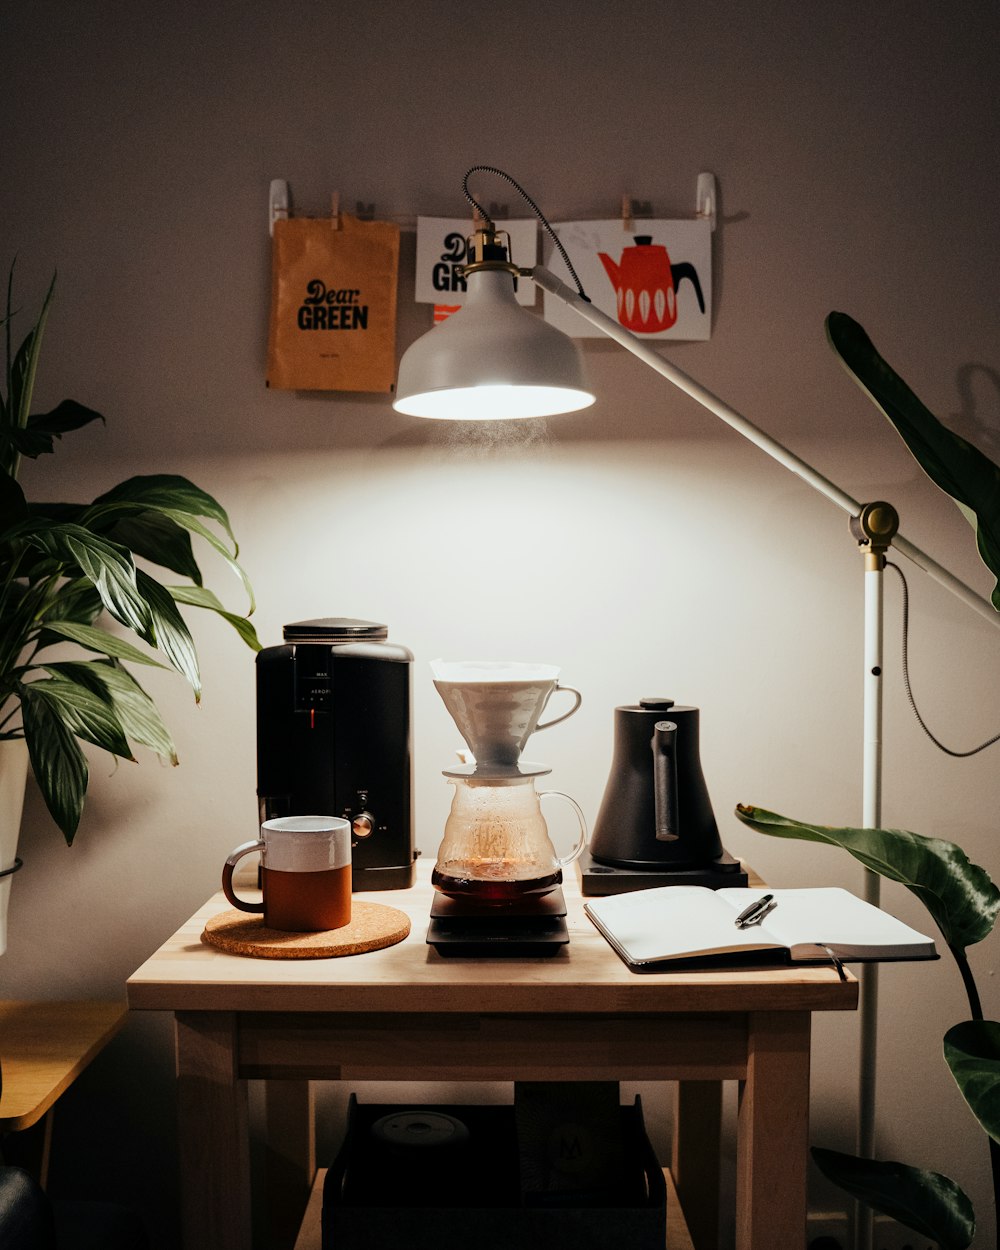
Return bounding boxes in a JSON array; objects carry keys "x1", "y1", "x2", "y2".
[
  {"x1": 696, "y1": 172, "x2": 717, "y2": 232},
  {"x1": 269, "y1": 179, "x2": 290, "y2": 236}
]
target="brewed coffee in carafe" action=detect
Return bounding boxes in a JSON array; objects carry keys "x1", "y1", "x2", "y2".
[
  {"x1": 429, "y1": 660, "x2": 586, "y2": 904},
  {"x1": 432, "y1": 774, "x2": 586, "y2": 903}
]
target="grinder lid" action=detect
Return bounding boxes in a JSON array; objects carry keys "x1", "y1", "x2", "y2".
[{"x1": 282, "y1": 617, "x2": 388, "y2": 644}]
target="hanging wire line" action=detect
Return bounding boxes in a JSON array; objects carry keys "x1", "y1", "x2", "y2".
[
  {"x1": 887, "y1": 559, "x2": 1000, "y2": 757},
  {"x1": 462, "y1": 165, "x2": 590, "y2": 300}
]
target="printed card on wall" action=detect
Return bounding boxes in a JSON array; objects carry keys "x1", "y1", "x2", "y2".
[
  {"x1": 415, "y1": 217, "x2": 538, "y2": 316},
  {"x1": 543, "y1": 219, "x2": 712, "y2": 341},
  {"x1": 266, "y1": 214, "x2": 400, "y2": 392}
]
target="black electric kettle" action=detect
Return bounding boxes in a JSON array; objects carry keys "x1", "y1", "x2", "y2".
[{"x1": 589, "y1": 699, "x2": 724, "y2": 869}]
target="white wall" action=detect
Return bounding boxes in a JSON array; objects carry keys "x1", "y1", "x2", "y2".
[{"x1": 3, "y1": 2, "x2": 1000, "y2": 1245}]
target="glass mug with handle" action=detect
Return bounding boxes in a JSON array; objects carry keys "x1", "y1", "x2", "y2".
[{"x1": 223, "y1": 815, "x2": 352, "y2": 932}]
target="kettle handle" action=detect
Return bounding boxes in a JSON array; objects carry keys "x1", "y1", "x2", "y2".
[
  {"x1": 535, "y1": 683, "x2": 582, "y2": 732},
  {"x1": 538, "y1": 790, "x2": 588, "y2": 866},
  {"x1": 652, "y1": 721, "x2": 680, "y2": 842}
]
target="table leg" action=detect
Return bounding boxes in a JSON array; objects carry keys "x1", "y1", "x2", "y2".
[
  {"x1": 175, "y1": 1011, "x2": 251, "y2": 1250},
  {"x1": 735, "y1": 1012, "x2": 811, "y2": 1250},
  {"x1": 672, "y1": 1081, "x2": 722, "y2": 1250},
  {"x1": 265, "y1": 1079, "x2": 316, "y2": 1249}
]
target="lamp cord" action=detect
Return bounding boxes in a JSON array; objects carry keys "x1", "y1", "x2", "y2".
[
  {"x1": 462, "y1": 165, "x2": 590, "y2": 300},
  {"x1": 887, "y1": 559, "x2": 1000, "y2": 757}
]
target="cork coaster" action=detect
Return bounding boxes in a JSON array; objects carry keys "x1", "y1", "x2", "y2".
[{"x1": 201, "y1": 901, "x2": 411, "y2": 960}]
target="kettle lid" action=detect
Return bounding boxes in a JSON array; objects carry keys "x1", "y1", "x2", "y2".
[{"x1": 618, "y1": 697, "x2": 698, "y2": 717}]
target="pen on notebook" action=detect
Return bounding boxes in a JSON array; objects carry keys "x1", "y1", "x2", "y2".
[{"x1": 734, "y1": 893, "x2": 775, "y2": 929}]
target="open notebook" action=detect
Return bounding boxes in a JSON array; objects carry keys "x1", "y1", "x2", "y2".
[{"x1": 584, "y1": 886, "x2": 937, "y2": 970}]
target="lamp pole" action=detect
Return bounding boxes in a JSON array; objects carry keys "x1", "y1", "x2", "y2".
[{"x1": 530, "y1": 262, "x2": 1000, "y2": 1250}]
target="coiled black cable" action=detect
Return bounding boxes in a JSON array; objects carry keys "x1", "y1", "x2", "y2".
[{"x1": 462, "y1": 165, "x2": 589, "y2": 300}]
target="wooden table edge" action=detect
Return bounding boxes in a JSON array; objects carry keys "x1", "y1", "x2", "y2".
[{"x1": 0, "y1": 999, "x2": 128, "y2": 1132}]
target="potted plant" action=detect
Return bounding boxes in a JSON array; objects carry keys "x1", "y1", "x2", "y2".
[
  {"x1": 737, "y1": 313, "x2": 1000, "y2": 1249},
  {"x1": 0, "y1": 266, "x2": 260, "y2": 951}
]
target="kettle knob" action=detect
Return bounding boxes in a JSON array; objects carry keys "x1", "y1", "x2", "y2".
[{"x1": 640, "y1": 697, "x2": 675, "y2": 710}]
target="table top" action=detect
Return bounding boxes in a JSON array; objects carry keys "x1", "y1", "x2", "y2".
[
  {"x1": 0, "y1": 999, "x2": 128, "y2": 1132},
  {"x1": 127, "y1": 860, "x2": 858, "y2": 1017}
]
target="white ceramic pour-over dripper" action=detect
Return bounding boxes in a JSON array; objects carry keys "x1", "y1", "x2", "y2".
[{"x1": 430, "y1": 660, "x2": 582, "y2": 772}]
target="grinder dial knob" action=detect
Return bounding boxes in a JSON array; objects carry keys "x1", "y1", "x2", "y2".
[{"x1": 352, "y1": 812, "x2": 375, "y2": 839}]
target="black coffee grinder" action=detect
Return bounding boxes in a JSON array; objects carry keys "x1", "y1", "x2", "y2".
[
  {"x1": 581, "y1": 698, "x2": 747, "y2": 895},
  {"x1": 255, "y1": 618, "x2": 416, "y2": 891}
]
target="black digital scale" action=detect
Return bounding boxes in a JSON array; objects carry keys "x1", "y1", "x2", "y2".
[{"x1": 426, "y1": 887, "x2": 569, "y2": 957}]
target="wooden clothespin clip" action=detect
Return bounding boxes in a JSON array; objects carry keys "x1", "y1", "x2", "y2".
[
  {"x1": 330, "y1": 191, "x2": 341, "y2": 230},
  {"x1": 622, "y1": 195, "x2": 634, "y2": 233}
]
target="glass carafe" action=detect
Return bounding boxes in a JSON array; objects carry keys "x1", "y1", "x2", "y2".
[{"x1": 432, "y1": 775, "x2": 587, "y2": 904}]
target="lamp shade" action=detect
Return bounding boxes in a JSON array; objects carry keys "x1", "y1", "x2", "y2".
[{"x1": 393, "y1": 268, "x2": 594, "y2": 420}]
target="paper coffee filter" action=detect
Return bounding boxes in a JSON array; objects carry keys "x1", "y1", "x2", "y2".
[{"x1": 429, "y1": 659, "x2": 560, "y2": 682}]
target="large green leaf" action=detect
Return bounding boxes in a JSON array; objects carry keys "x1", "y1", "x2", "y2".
[
  {"x1": 168, "y1": 584, "x2": 262, "y2": 651},
  {"x1": 43, "y1": 659, "x2": 178, "y2": 764},
  {"x1": 136, "y1": 568, "x2": 201, "y2": 698},
  {"x1": 944, "y1": 1021, "x2": 1000, "y2": 1145},
  {"x1": 812, "y1": 1148, "x2": 974, "y2": 1250},
  {"x1": 38, "y1": 620, "x2": 167, "y2": 668},
  {"x1": 7, "y1": 399, "x2": 105, "y2": 459},
  {"x1": 827, "y1": 312, "x2": 1000, "y2": 610},
  {"x1": 35, "y1": 579, "x2": 102, "y2": 628},
  {"x1": 87, "y1": 475, "x2": 237, "y2": 551},
  {"x1": 81, "y1": 474, "x2": 255, "y2": 612},
  {"x1": 734, "y1": 806, "x2": 1000, "y2": 951},
  {"x1": 101, "y1": 510, "x2": 201, "y2": 583},
  {"x1": 21, "y1": 680, "x2": 88, "y2": 843},
  {"x1": 21, "y1": 521, "x2": 153, "y2": 641},
  {"x1": 24, "y1": 673, "x2": 135, "y2": 761}
]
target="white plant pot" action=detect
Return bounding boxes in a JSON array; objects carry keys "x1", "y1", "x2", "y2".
[{"x1": 0, "y1": 737, "x2": 29, "y2": 957}]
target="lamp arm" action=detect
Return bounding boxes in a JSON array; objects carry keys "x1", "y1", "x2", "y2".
[{"x1": 531, "y1": 264, "x2": 1000, "y2": 631}]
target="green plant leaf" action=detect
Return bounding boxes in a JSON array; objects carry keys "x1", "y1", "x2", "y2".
[
  {"x1": 9, "y1": 271, "x2": 55, "y2": 431},
  {"x1": 168, "y1": 584, "x2": 262, "y2": 651},
  {"x1": 827, "y1": 312, "x2": 1000, "y2": 610},
  {"x1": 944, "y1": 1020, "x2": 1000, "y2": 1145},
  {"x1": 0, "y1": 468, "x2": 27, "y2": 528},
  {"x1": 20, "y1": 680, "x2": 88, "y2": 843},
  {"x1": 101, "y1": 510, "x2": 201, "y2": 583},
  {"x1": 24, "y1": 673, "x2": 135, "y2": 761},
  {"x1": 21, "y1": 521, "x2": 153, "y2": 641},
  {"x1": 81, "y1": 474, "x2": 255, "y2": 613},
  {"x1": 35, "y1": 579, "x2": 102, "y2": 628},
  {"x1": 38, "y1": 620, "x2": 167, "y2": 668},
  {"x1": 812, "y1": 1147, "x2": 974, "y2": 1250},
  {"x1": 136, "y1": 569, "x2": 201, "y2": 699},
  {"x1": 42, "y1": 659, "x2": 178, "y2": 764},
  {"x1": 6, "y1": 398, "x2": 105, "y2": 460},
  {"x1": 88, "y1": 475, "x2": 237, "y2": 551},
  {"x1": 734, "y1": 806, "x2": 1000, "y2": 951}
]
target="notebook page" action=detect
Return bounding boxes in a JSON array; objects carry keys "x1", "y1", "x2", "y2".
[
  {"x1": 716, "y1": 887, "x2": 935, "y2": 958},
  {"x1": 585, "y1": 886, "x2": 785, "y2": 964}
]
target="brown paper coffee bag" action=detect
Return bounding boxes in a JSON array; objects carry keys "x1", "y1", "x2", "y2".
[{"x1": 266, "y1": 214, "x2": 400, "y2": 392}]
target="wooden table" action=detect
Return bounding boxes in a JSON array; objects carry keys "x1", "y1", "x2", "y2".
[
  {"x1": 127, "y1": 864, "x2": 857, "y2": 1250},
  {"x1": 0, "y1": 999, "x2": 128, "y2": 1185}
]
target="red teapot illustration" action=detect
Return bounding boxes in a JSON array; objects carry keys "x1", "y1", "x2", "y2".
[{"x1": 597, "y1": 236, "x2": 705, "y2": 334}]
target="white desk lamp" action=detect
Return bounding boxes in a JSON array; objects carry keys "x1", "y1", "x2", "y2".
[{"x1": 393, "y1": 169, "x2": 1000, "y2": 1249}]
